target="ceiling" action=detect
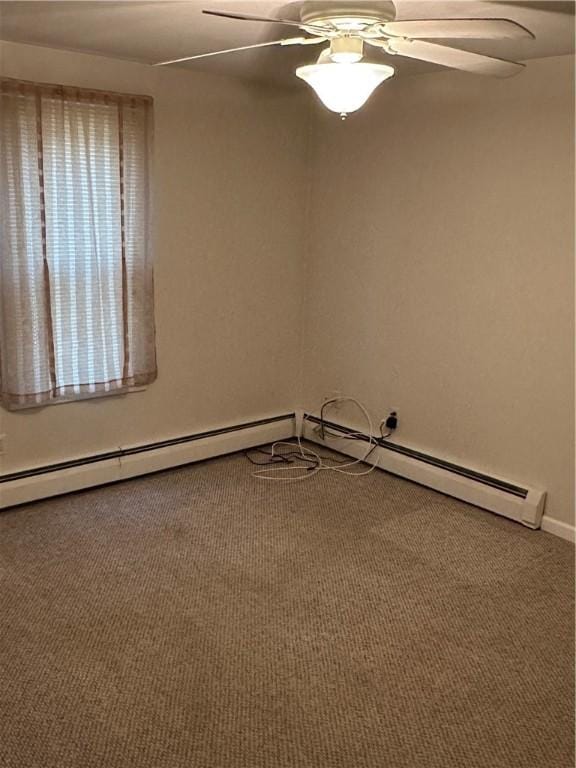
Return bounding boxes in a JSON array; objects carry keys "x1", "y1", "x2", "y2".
[{"x1": 0, "y1": 0, "x2": 574, "y2": 87}]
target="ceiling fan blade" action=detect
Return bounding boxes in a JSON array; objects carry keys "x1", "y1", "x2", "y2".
[
  {"x1": 202, "y1": 9, "x2": 328, "y2": 32},
  {"x1": 383, "y1": 18, "x2": 535, "y2": 39},
  {"x1": 385, "y1": 39, "x2": 525, "y2": 77},
  {"x1": 153, "y1": 38, "x2": 305, "y2": 66}
]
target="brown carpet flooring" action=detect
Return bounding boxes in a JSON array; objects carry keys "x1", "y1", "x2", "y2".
[{"x1": 0, "y1": 447, "x2": 574, "y2": 768}]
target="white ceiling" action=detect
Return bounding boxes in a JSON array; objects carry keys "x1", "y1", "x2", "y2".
[{"x1": 0, "y1": 0, "x2": 574, "y2": 86}]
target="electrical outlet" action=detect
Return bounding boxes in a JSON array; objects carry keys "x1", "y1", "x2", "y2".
[{"x1": 384, "y1": 410, "x2": 399, "y2": 431}]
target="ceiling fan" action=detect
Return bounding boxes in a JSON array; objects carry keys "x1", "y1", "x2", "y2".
[{"x1": 153, "y1": 1, "x2": 534, "y2": 117}]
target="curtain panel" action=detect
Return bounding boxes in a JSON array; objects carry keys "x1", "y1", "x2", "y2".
[{"x1": 0, "y1": 78, "x2": 156, "y2": 410}]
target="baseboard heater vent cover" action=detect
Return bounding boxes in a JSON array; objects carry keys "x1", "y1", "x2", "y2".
[
  {"x1": 0, "y1": 413, "x2": 295, "y2": 509},
  {"x1": 303, "y1": 413, "x2": 546, "y2": 530}
]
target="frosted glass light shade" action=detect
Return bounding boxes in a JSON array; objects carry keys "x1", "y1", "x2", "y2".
[{"x1": 296, "y1": 59, "x2": 394, "y2": 115}]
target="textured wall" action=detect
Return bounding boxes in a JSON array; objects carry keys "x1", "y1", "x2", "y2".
[
  {"x1": 302, "y1": 55, "x2": 575, "y2": 527},
  {"x1": 1, "y1": 42, "x2": 573, "y2": 532},
  {"x1": 0, "y1": 41, "x2": 309, "y2": 470}
]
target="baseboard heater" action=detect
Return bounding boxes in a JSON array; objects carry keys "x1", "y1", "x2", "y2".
[
  {"x1": 0, "y1": 413, "x2": 295, "y2": 510},
  {"x1": 0, "y1": 410, "x2": 548, "y2": 532},
  {"x1": 302, "y1": 413, "x2": 546, "y2": 530}
]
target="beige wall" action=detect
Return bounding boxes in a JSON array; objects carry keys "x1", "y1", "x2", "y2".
[
  {"x1": 0, "y1": 41, "x2": 309, "y2": 471},
  {"x1": 302, "y1": 55, "x2": 575, "y2": 527},
  {"x1": 1, "y1": 42, "x2": 573, "y2": 530}
]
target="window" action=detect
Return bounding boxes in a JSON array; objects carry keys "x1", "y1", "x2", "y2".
[{"x1": 0, "y1": 78, "x2": 156, "y2": 410}]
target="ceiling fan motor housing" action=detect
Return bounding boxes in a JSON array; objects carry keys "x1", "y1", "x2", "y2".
[{"x1": 300, "y1": 0, "x2": 397, "y2": 31}]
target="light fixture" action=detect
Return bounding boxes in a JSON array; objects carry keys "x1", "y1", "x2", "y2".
[{"x1": 296, "y1": 48, "x2": 394, "y2": 118}]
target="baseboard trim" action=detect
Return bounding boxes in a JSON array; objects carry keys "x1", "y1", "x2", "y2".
[
  {"x1": 302, "y1": 412, "x2": 546, "y2": 531},
  {"x1": 0, "y1": 413, "x2": 295, "y2": 509},
  {"x1": 540, "y1": 516, "x2": 576, "y2": 543}
]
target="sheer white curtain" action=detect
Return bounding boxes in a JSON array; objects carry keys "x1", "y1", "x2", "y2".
[{"x1": 0, "y1": 79, "x2": 156, "y2": 410}]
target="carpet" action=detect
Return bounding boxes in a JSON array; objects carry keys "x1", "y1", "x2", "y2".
[{"x1": 0, "y1": 447, "x2": 573, "y2": 768}]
